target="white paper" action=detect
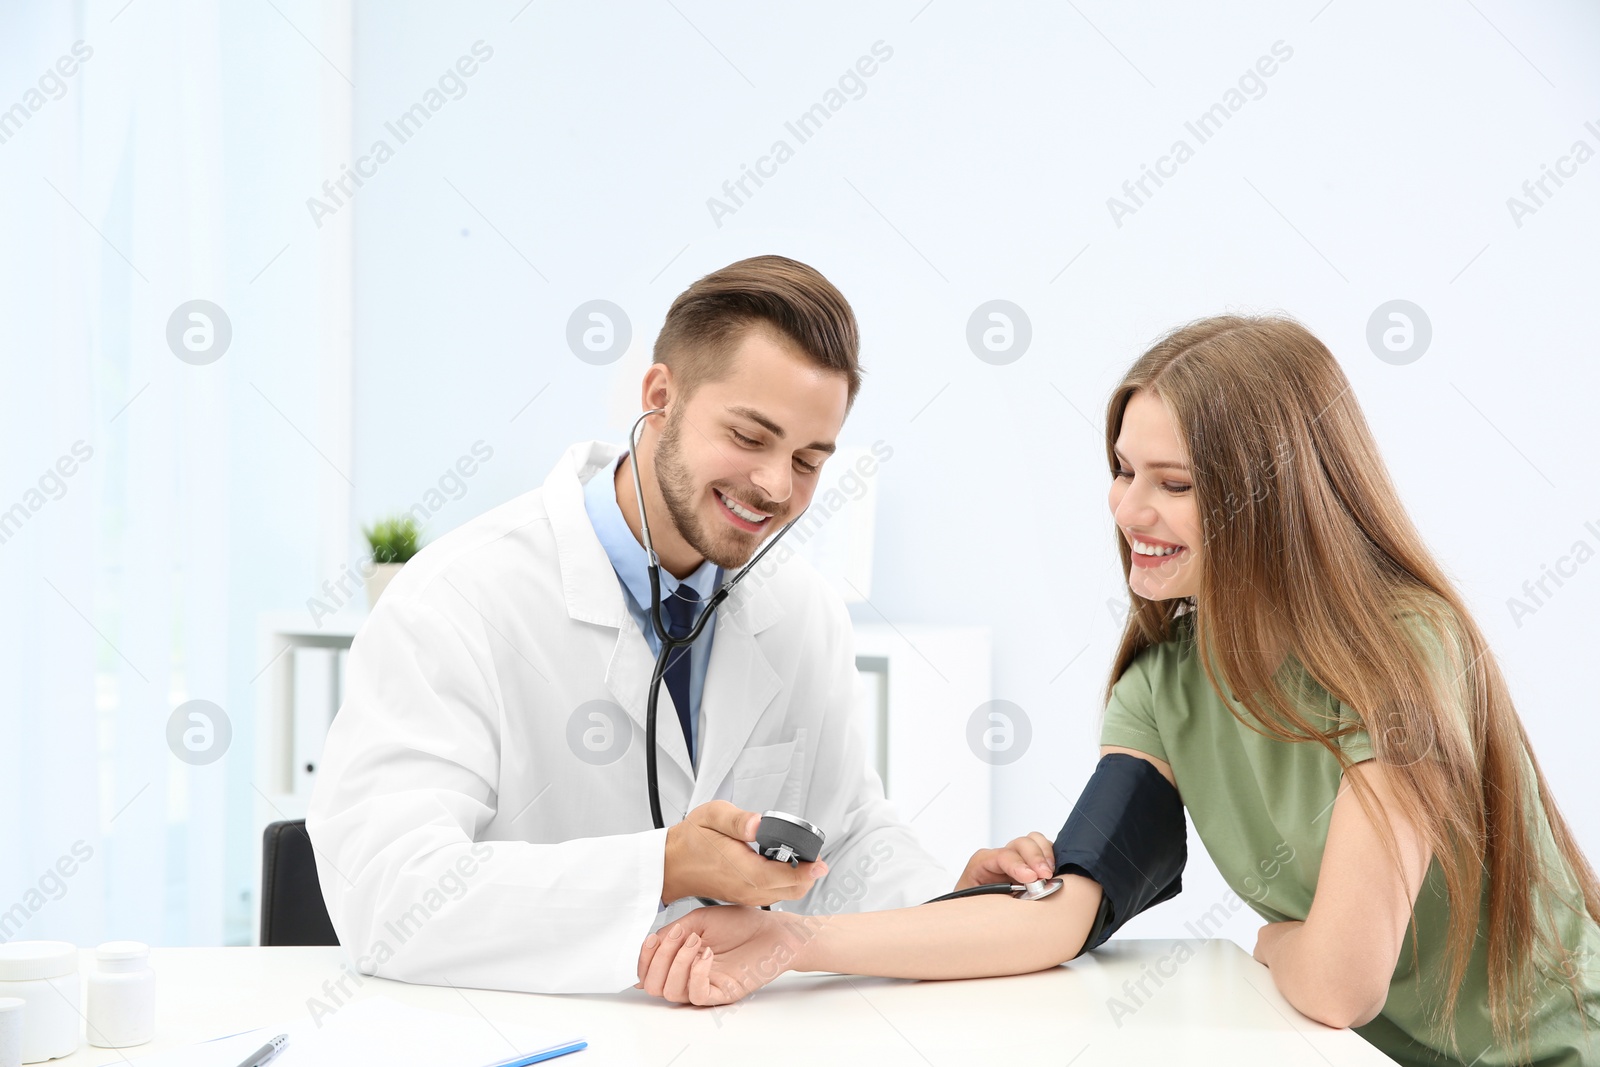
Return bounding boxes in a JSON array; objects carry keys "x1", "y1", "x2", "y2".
[{"x1": 121, "y1": 996, "x2": 581, "y2": 1067}]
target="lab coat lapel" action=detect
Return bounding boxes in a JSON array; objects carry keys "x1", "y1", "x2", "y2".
[
  {"x1": 543, "y1": 441, "x2": 697, "y2": 800},
  {"x1": 693, "y1": 575, "x2": 784, "y2": 801},
  {"x1": 603, "y1": 623, "x2": 696, "y2": 789},
  {"x1": 545, "y1": 440, "x2": 632, "y2": 631}
]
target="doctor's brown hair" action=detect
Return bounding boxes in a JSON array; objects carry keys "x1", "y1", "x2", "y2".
[
  {"x1": 1104, "y1": 314, "x2": 1598, "y2": 1060},
  {"x1": 654, "y1": 255, "x2": 862, "y2": 408}
]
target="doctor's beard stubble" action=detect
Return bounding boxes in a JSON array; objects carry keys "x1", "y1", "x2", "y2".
[{"x1": 654, "y1": 408, "x2": 789, "y2": 570}]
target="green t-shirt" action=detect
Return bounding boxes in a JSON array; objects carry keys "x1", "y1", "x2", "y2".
[{"x1": 1099, "y1": 611, "x2": 1600, "y2": 1066}]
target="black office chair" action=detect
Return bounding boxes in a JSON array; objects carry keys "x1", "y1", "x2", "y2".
[{"x1": 260, "y1": 819, "x2": 340, "y2": 946}]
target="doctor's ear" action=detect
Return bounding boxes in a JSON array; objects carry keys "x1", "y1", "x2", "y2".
[{"x1": 640, "y1": 363, "x2": 677, "y2": 417}]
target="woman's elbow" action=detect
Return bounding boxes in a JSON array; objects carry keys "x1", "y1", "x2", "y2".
[{"x1": 1294, "y1": 982, "x2": 1388, "y2": 1030}]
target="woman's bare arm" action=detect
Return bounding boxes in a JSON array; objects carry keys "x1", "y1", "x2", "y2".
[
  {"x1": 1252, "y1": 760, "x2": 1430, "y2": 1028},
  {"x1": 637, "y1": 873, "x2": 1103, "y2": 1004},
  {"x1": 797, "y1": 872, "x2": 1104, "y2": 978}
]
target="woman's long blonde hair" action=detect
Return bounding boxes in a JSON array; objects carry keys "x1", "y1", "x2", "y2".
[{"x1": 1104, "y1": 314, "x2": 1597, "y2": 1056}]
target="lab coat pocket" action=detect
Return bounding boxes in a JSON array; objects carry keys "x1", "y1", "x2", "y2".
[{"x1": 729, "y1": 731, "x2": 805, "y2": 815}]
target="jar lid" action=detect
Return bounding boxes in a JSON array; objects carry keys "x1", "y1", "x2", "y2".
[
  {"x1": 0, "y1": 941, "x2": 78, "y2": 981},
  {"x1": 95, "y1": 941, "x2": 149, "y2": 963}
]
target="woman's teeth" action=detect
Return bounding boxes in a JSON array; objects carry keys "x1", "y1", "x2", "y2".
[{"x1": 1131, "y1": 539, "x2": 1183, "y2": 556}]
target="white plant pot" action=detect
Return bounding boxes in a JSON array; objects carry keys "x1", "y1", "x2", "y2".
[{"x1": 365, "y1": 562, "x2": 404, "y2": 609}]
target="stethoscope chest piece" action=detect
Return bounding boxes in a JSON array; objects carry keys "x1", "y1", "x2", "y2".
[
  {"x1": 1015, "y1": 877, "x2": 1064, "y2": 901},
  {"x1": 921, "y1": 876, "x2": 1066, "y2": 905}
]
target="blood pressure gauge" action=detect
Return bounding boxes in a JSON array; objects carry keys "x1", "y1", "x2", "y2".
[{"x1": 755, "y1": 811, "x2": 825, "y2": 867}]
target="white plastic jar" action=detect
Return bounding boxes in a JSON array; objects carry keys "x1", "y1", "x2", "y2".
[
  {"x1": 0, "y1": 941, "x2": 79, "y2": 1063},
  {"x1": 0, "y1": 996, "x2": 25, "y2": 1067},
  {"x1": 86, "y1": 942, "x2": 154, "y2": 1049}
]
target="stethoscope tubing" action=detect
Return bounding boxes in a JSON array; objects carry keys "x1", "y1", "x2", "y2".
[
  {"x1": 628, "y1": 409, "x2": 807, "y2": 829},
  {"x1": 922, "y1": 878, "x2": 1065, "y2": 904}
]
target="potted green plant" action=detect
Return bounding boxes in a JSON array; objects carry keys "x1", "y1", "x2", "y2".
[{"x1": 362, "y1": 514, "x2": 422, "y2": 607}]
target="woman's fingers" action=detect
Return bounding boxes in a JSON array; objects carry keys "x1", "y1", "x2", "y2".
[
  {"x1": 1026, "y1": 832, "x2": 1057, "y2": 878},
  {"x1": 636, "y1": 930, "x2": 661, "y2": 987},
  {"x1": 709, "y1": 972, "x2": 742, "y2": 1005},
  {"x1": 688, "y1": 945, "x2": 724, "y2": 1005},
  {"x1": 999, "y1": 834, "x2": 1055, "y2": 883},
  {"x1": 956, "y1": 833, "x2": 1056, "y2": 890},
  {"x1": 1005, "y1": 848, "x2": 1040, "y2": 883},
  {"x1": 959, "y1": 841, "x2": 1050, "y2": 889},
  {"x1": 641, "y1": 923, "x2": 687, "y2": 996},
  {"x1": 661, "y1": 932, "x2": 701, "y2": 1003}
]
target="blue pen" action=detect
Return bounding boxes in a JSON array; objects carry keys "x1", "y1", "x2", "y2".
[{"x1": 481, "y1": 1038, "x2": 588, "y2": 1066}]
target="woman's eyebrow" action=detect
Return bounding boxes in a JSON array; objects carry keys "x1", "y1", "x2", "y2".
[{"x1": 1113, "y1": 446, "x2": 1189, "y2": 471}]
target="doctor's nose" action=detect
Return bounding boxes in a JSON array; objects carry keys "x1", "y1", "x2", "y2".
[{"x1": 749, "y1": 462, "x2": 792, "y2": 507}]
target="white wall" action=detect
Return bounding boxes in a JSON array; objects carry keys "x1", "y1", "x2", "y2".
[
  {"x1": 11, "y1": 0, "x2": 1590, "y2": 952},
  {"x1": 338, "y1": 0, "x2": 1600, "y2": 949},
  {"x1": 0, "y1": 0, "x2": 353, "y2": 946}
]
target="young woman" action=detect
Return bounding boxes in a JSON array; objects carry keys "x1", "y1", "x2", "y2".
[{"x1": 635, "y1": 315, "x2": 1600, "y2": 1065}]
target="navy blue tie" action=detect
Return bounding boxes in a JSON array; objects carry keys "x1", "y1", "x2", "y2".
[{"x1": 663, "y1": 586, "x2": 700, "y2": 764}]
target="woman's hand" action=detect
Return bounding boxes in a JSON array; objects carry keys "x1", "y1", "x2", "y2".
[
  {"x1": 1251, "y1": 919, "x2": 1305, "y2": 968},
  {"x1": 636, "y1": 906, "x2": 809, "y2": 1006},
  {"x1": 955, "y1": 832, "x2": 1056, "y2": 891}
]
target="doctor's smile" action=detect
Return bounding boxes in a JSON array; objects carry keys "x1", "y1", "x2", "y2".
[{"x1": 712, "y1": 487, "x2": 774, "y2": 531}]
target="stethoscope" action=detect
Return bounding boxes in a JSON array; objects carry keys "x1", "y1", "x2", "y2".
[
  {"x1": 626, "y1": 409, "x2": 1066, "y2": 908},
  {"x1": 923, "y1": 878, "x2": 1064, "y2": 903},
  {"x1": 627, "y1": 409, "x2": 809, "y2": 830}
]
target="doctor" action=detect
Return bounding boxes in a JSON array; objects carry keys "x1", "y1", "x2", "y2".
[{"x1": 307, "y1": 255, "x2": 950, "y2": 994}]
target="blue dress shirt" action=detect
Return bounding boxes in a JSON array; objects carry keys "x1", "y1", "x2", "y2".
[{"x1": 582, "y1": 450, "x2": 722, "y2": 767}]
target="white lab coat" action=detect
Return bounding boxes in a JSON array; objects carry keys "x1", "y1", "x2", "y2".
[{"x1": 306, "y1": 441, "x2": 950, "y2": 993}]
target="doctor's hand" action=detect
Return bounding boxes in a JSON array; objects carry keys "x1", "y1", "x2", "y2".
[
  {"x1": 635, "y1": 906, "x2": 806, "y2": 1005},
  {"x1": 662, "y1": 801, "x2": 828, "y2": 907},
  {"x1": 955, "y1": 832, "x2": 1057, "y2": 891}
]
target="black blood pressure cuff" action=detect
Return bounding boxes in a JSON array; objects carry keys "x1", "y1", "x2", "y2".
[{"x1": 1052, "y1": 753, "x2": 1186, "y2": 959}]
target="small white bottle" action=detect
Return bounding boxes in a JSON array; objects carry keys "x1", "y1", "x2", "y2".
[{"x1": 86, "y1": 942, "x2": 154, "y2": 1049}]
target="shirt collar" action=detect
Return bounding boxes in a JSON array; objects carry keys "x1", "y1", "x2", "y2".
[{"x1": 581, "y1": 449, "x2": 721, "y2": 612}]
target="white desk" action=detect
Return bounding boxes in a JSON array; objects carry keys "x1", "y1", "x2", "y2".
[{"x1": 53, "y1": 941, "x2": 1397, "y2": 1066}]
